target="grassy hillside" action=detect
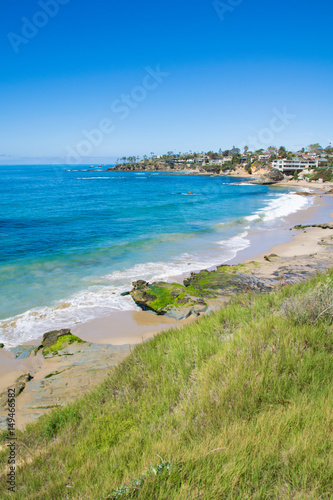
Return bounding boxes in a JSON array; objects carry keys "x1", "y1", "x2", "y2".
[{"x1": 1, "y1": 271, "x2": 333, "y2": 499}]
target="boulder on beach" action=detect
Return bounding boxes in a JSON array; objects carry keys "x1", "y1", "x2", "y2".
[
  {"x1": 40, "y1": 329, "x2": 85, "y2": 357},
  {"x1": 130, "y1": 280, "x2": 208, "y2": 320}
]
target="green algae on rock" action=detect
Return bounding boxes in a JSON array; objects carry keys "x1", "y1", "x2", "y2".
[
  {"x1": 40, "y1": 329, "x2": 85, "y2": 357},
  {"x1": 129, "y1": 264, "x2": 274, "y2": 320},
  {"x1": 130, "y1": 280, "x2": 208, "y2": 320},
  {"x1": 183, "y1": 264, "x2": 274, "y2": 297}
]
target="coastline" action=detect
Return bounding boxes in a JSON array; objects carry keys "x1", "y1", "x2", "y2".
[
  {"x1": 2, "y1": 184, "x2": 333, "y2": 429},
  {"x1": 3, "y1": 184, "x2": 329, "y2": 352},
  {"x1": 227, "y1": 188, "x2": 333, "y2": 266}
]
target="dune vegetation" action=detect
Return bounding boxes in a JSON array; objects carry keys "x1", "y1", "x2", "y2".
[{"x1": 1, "y1": 270, "x2": 333, "y2": 499}]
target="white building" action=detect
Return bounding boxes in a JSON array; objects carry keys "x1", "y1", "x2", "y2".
[
  {"x1": 258, "y1": 154, "x2": 271, "y2": 161},
  {"x1": 272, "y1": 158, "x2": 319, "y2": 172},
  {"x1": 210, "y1": 157, "x2": 232, "y2": 165}
]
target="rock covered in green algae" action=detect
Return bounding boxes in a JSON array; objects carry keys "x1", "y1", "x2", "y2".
[
  {"x1": 128, "y1": 254, "x2": 333, "y2": 321},
  {"x1": 129, "y1": 264, "x2": 276, "y2": 320},
  {"x1": 130, "y1": 280, "x2": 208, "y2": 320},
  {"x1": 183, "y1": 264, "x2": 274, "y2": 296},
  {"x1": 40, "y1": 329, "x2": 85, "y2": 357},
  {"x1": 293, "y1": 223, "x2": 333, "y2": 230}
]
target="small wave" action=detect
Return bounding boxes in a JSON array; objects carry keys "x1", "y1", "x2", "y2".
[
  {"x1": 0, "y1": 285, "x2": 138, "y2": 347},
  {"x1": 217, "y1": 231, "x2": 250, "y2": 251}
]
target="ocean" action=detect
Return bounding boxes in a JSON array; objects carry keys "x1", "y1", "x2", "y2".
[{"x1": 0, "y1": 165, "x2": 312, "y2": 346}]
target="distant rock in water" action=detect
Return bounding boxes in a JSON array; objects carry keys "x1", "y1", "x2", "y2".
[{"x1": 249, "y1": 168, "x2": 284, "y2": 185}]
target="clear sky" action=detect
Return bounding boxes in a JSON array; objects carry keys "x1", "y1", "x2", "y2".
[{"x1": 1, "y1": 0, "x2": 332, "y2": 164}]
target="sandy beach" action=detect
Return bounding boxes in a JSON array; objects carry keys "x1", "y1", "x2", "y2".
[{"x1": 1, "y1": 184, "x2": 333, "y2": 429}]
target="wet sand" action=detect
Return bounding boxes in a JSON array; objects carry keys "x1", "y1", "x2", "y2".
[{"x1": 72, "y1": 309, "x2": 193, "y2": 345}]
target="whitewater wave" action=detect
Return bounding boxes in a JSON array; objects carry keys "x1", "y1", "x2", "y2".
[
  {"x1": 245, "y1": 192, "x2": 313, "y2": 223},
  {"x1": 0, "y1": 285, "x2": 138, "y2": 348}
]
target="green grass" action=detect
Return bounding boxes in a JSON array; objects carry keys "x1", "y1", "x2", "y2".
[{"x1": 1, "y1": 271, "x2": 333, "y2": 499}]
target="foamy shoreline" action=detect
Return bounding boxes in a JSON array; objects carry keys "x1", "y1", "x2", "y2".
[{"x1": 0, "y1": 183, "x2": 331, "y2": 348}]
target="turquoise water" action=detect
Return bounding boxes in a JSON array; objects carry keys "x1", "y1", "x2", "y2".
[{"x1": 0, "y1": 165, "x2": 312, "y2": 345}]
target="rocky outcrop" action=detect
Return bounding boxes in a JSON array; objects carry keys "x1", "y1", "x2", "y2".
[
  {"x1": 39, "y1": 329, "x2": 85, "y2": 357},
  {"x1": 293, "y1": 223, "x2": 333, "y2": 230},
  {"x1": 0, "y1": 342, "x2": 132, "y2": 430},
  {"x1": 183, "y1": 264, "x2": 275, "y2": 296},
  {"x1": 130, "y1": 280, "x2": 208, "y2": 320},
  {"x1": 249, "y1": 168, "x2": 284, "y2": 185},
  {"x1": 294, "y1": 191, "x2": 315, "y2": 196},
  {"x1": 129, "y1": 265, "x2": 277, "y2": 320},
  {"x1": 129, "y1": 252, "x2": 333, "y2": 320}
]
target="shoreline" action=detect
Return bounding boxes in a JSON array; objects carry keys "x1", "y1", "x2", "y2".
[
  {"x1": 1, "y1": 178, "x2": 322, "y2": 351},
  {"x1": 2, "y1": 185, "x2": 333, "y2": 429},
  {"x1": 1, "y1": 186, "x2": 333, "y2": 358}
]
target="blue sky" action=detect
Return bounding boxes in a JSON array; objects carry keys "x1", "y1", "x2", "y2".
[{"x1": 0, "y1": 0, "x2": 332, "y2": 164}]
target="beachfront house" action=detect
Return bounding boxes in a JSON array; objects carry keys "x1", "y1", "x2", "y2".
[{"x1": 272, "y1": 158, "x2": 319, "y2": 173}]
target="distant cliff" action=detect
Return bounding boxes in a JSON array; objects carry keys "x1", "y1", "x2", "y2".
[{"x1": 107, "y1": 160, "x2": 274, "y2": 177}]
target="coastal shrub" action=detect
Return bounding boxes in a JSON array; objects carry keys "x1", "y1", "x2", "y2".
[
  {"x1": 106, "y1": 461, "x2": 175, "y2": 499},
  {"x1": 309, "y1": 167, "x2": 333, "y2": 182},
  {"x1": 281, "y1": 279, "x2": 333, "y2": 324}
]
